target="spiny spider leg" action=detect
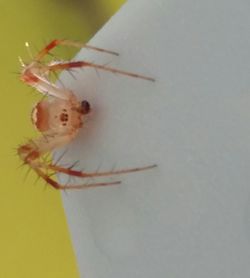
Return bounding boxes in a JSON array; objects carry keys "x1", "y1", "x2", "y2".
[
  {"x1": 35, "y1": 168, "x2": 121, "y2": 190},
  {"x1": 47, "y1": 61, "x2": 155, "y2": 82},
  {"x1": 35, "y1": 39, "x2": 119, "y2": 61},
  {"x1": 21, "y1": 40, "x2": 154, "y2": 100},
  {"x1": 44, "y1": 163, "x2": 157, "y2": 178}
]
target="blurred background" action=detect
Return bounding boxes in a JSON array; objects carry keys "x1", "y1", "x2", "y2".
[{"x1": 0, "y1": 1, "x2": 124, "y2": 277}]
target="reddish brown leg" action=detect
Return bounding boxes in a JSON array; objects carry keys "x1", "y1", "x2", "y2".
[
  {"x1": 45, "y1": 163, "x2": 157, "y2": 178},
  {"x1": 47, "y1": 61, "x2": 155, "y2": 82},
  {"x1": 35, "y1": 39, "x2": 119, "y2": 61},
  {"x1": 35, "y1": 168, "x2": 121, "y2": 190}
]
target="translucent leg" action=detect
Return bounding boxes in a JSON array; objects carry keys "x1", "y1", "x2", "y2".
[
  {"x1": 47, "y1": 163, "x2": 157, "y2": 178},
  {"x1": 35, "y1": 168, "x2": 121, "y2": 190},
  {"x1": 35, "y1": 39, "x2": 119, "y2": 61},
  {"x1": 47, "y1": 61, "x2": 155, "y2": 82}
]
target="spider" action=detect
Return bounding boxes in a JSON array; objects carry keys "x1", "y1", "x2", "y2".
[{"x1": 17, "y1": 39, "x2": 156, "y2": 190}]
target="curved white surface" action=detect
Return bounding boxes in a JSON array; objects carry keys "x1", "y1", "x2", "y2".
[{"x1": 56, "y1": 0, "x2": 250, "y2": 277}]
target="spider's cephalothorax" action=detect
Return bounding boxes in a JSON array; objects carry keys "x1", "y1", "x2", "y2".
[{"x1": 18, "y1": 39, "x2": 156, "y2": 190}]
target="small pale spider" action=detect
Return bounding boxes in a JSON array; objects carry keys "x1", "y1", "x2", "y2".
[{"x1": 17, "y1": 39, "x2": 156, "y2": 190}]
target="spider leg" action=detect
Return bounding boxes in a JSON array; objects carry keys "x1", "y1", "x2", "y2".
[
  {"x1": 21, "y1": 38, "x2": 119, "y2": 99},
  {"x1": 18, "y1": 132, "x2": 77, "y2": 173},
  {"x1": 21, "y1": 39, "x2": 154, "y2": 98},
  {"x1": 46, "y1": 61, "x2": 155, "y2": 82},
  {"x1": 35, "y1": 39, "x2": 119, "y2": 61},
  {"x1": 21, "y1": 73, "x2": 73, "y2": 100},
  {"x1": 34, "y1": 168, "x2": 121, "y2": 190},
  {"x1": 45, "y1": 163, "x2": 157, "y2": 178},
  {"x1": 17, "y1": 132, "x2": 123, "y2": 190},
  {"x1": 18, "y1": 131, "x2": 156, "y2": 190}
]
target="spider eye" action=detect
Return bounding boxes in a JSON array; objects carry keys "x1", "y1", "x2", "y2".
[{"x1": 81, "y1": 100, "x2": 90, "y2": 114}]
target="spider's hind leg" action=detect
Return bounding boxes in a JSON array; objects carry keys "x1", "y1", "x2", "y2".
[
  {"x1": 35, "y1": 168, "x2": 122, "y2": 190},
  {"x1": 46, "y1": 163, "x2": 157, "y2": 179},
  {"x1": 17, "y1": 134, "x2": 122, "y2": 190}
]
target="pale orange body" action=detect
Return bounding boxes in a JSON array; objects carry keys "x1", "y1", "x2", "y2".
[{"x1": 18, "y1": 39, "x2": 156, "y2": 189}]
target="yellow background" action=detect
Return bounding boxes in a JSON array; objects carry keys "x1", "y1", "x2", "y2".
[{"x1": 0, "y1": 1, "x2": 124, "y2": 277}]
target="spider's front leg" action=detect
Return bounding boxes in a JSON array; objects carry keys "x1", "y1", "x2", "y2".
[
  {"x1": 20, "y1": 38, "x2": 121, "y2": 97},
  {"x1": 17, "y1": 133, "x2": 122, "y2": 190},
  {"x1": 20, "y1": 38, "x2": 154, "y2": 100},
  {"x1": 46, "y1": 61, "x2": 155, "y2": 82},
  {"x1": 35, "y1": 39, "x2": 119, "y2": 62},
  {"x1": 34, "y1": 39, "x2": 155, "y2": 82},
  {"x1": 20, "y1": 63, "x2": 73, "y2": 101}
]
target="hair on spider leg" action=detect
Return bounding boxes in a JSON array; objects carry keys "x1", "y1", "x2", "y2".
[
  {"x1": 23, "y1": 165, "x2": 33, "y2": 183},
  {"x1": 53, "y1": 148, "x2": 69, "y2": 166},
  {"x1": 64, "y1": 165, "x2": 88, "y2": 185},
  {"x1": 92, "y1": 60, "x2": 116, "y2": 79},
  {"x1": 68, "y1": 160, "x2": 81, "y2": 170},
  {"x1": 68, "y1": 69, "x2": 77, "y2": 80},
  {"x1": 85, "y1": 59, "x2": 102, "y2": 79},
  {"x1": 93, "y1": 66, "x2": 101, "y2": 79},
  {"x1": 65, "y1": 68, "x2": 79, "y2": 80},
  {"x1": 92, "y1": 160, "x2": 104, "y2": 176},
  {"x1": 56, "y1": 172, "x2": 76, "y2": 195},
  {"x1": 42, "y1": 152, "x2": 52, "y2": 164},
  {"x1": 51, "y1": 160, "x2": 80, "y2": 174},
  {"x1": 92, "y1": 59, "x2": 114, "y2": 79},
  {"x1": 19, "y1": 137, "x2": 34, "y2": 149},
  {"x1": 25, "y1": 41, "x2": 34, "y2": 60},
  {"x1": 10, "y1": 71, "x2": 21, "y2": 76},
  {"x1": 102, "y1": 60, "x2": 114, "y2": 67},
  {"x1": 65, "y1": 172, "x2": 77, "y2": 186},
  {"x1": 46, "y1": 51, "x2": 58, "y2": 59},
  {"x1": 76, "y1": 59, "x2": 103, "y2": 79},
  {"x1": 12, "y1": 145, "x2": 20, "y2": 155},
  {"x1": 33, "y1": 172, "x2": 42, "y2": 186},
  {"x1": 60, "y1": 179, "x2": 74, "y2": 196},
  {"x1": 62, "y1": 187, "x2": 69, "y2": 196},
  {"x1": 38, "y1": 91, "x2": 49, "y2": 102},
  {"x1": 13, "y1": 146, "x2": 26, "y2": 168},
  {"x1": 63, "y1": 160, "x2": 84, "y2": 176},
  {"x1": 50, "y1": 70, "x2": 66, "y2": 89},
  {"x1": 110, "y1": 161, "x2": 119, "y2": 174},
  {"x1": 43, "y1": 182, "x2": 49, "y2": 192},
  {"x1": 95, "y1": 60, "x2": 117, "y2": 79},
  {"x1": 16, "y1": 161, "x2": 26, "y2": 170},
  {"x1": 29, "y1": 138, "x2": 39, "y2": 149}
]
